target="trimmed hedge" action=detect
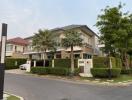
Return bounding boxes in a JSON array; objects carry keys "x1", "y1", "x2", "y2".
[
  {"x1": 54, "y1": 59, "x2": 78, "y2": 68},
  {"x1": 93, "y1": 57, "x2": 108, "y2": 68},
  {"x1": 93, "y1": 57, "x2": 122, "y2": 68},
  {"x1": 91, "y1": 68, "x2": 121, "y2": 78},
  {"x1": 31, "y1": 67, "x2": 80, "y2": 76},
  {"x1": 121, "y1": 69, "x2": 132, "y2": 74},
  {"x1": 5, "y1": 58, "x2": 27, "y2": 69},
  {"x1": 31, "y1": 67, "x2": 70, "y2": 76}
]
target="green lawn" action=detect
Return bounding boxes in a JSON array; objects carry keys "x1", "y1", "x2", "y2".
[
  {"x1": 81, "y1": 75, "x2": 132, "y2": 83},
  {"x1": 113, "y1": 75, "x2": 132, "y2": 82},
  {"x1": 7, "y1": 95, "x2": 20, "y2": 100}
]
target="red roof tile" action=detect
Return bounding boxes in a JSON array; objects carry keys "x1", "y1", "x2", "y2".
[{"x1": 7, "y1": 37, "x2": 29, "y2": 46}]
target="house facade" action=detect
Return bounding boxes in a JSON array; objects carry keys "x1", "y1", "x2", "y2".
[
  {"x1": 6, "y1": 37, "x2": 29, "y2": 58},
  {"x1": 24, "y1": 25, "x2": 101, "y2": 59}
]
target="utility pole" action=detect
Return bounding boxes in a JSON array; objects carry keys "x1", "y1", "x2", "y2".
[{"x1": 0, "y1": 23, "x2": 7, "y2": 100}]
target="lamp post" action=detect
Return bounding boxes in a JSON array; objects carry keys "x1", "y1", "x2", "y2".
[{"x1": 0, "y1": 23, "x2": 7, "y2": 100}]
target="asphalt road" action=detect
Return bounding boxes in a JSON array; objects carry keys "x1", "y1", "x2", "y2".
[{"x1": 4, "y1": 73, "x2": 132, "y2": 100}]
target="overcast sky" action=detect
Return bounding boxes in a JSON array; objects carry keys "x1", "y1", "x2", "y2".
[{"x1": 0, "y1": 0, "x2": 132, "y2": 39}]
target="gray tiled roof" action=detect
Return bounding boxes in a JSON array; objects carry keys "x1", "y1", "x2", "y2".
[
  {"x1": 25, "y1": 24, "x2": 98, "y2": 39},
  {"x1": 51, "y1": 24, "x2": 84, "y2": 31}
]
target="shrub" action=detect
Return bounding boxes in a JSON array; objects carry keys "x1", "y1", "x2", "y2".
[
  {"x1": 5, "y1": 58, "x2": 26, "y2": 69},
  {"x1": 74, "y1": 68, "x2": 81, "y2": 76},
  {"x1": 91, "y1": 68, "x2": 121, "y2": 78},
  {"x1": 31, "y1": 67, "x2": 48, "y2": 75},
  {"x1": 93, "y1": 57, "x2": 122, "y2": 68},
  {"x1": 115, "y1": 58, "x2": 122, "y2": 68},
  {"x1": 93, "y1": 57, "x2": 108, "y2": 68},
  {"x1": 54, "y1": 59, "x2": 78, "y2": 68},
  {"x1": 31, "y1": 67, "x2": 70, "y2": 76},
  {"x1": 121, "y1": 69, "x2": 132, "y2": 74}
]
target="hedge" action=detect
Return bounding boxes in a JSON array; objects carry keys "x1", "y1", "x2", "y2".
[
  {"x1": 54, "y1": 59, "x2": 78, "y2": 68},
  {"x1": 93, "y1": 57, "x2": 122, "y2": 68},
  {"x1": 31, "y1": 67, "x2": 70, "y2": 76},
  {"x1": 91, "y1": 68, "x2": 121, "y2": 78},
  {"x1": 31, "y1": 67, "x2": 80, "y2": 76},
  {"x1": 5, "y1": 58, "x2": 27, "y2": 69},
  {"x1": 121, "y1": 69, "x2": 132, "y2": 74}
]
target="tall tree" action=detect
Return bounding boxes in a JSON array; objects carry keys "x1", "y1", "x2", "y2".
[
  {"x1": 32, "y1": 29, "x2": 56, "y2": 67},
  {"x1": 61, "y1": 30, "x2": 83, "y2": 74},
  {"x1": 96, "y1": 3, "x2": 132, "y2": 69}
]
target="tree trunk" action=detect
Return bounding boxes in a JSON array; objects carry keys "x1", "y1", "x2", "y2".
[
  {"x1": 130, "y1": 56, "x2": 132, "y2": 68},
  {"x1": 124, "y1": 52, "x2": 129, "y2": 69},
  {"x1": 71, "y1": 45, "x2": 74, "y2": 74},
  {"x1": 43, "y1": 49, "x2": 46, "y2": 67}
]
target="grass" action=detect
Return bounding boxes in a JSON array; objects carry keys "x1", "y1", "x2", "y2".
[
  {"x1": 80, "y1": 75, "x2": 132, "y2": 83},
  {"x1": 7, "y1": 95, "x2": 20, "y2": 100},
  {"x1": 113, "y1": 75, "x2": 132, "y2": 82}
]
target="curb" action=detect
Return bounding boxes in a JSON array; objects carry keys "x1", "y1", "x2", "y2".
[{"x1": 5, "y1": 92, "x2": 24, "y2": 100}]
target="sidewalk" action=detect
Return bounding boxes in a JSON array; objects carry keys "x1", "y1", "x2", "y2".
[{"x1": 5, "y1": 69, "x2": 26, "y2": 75}]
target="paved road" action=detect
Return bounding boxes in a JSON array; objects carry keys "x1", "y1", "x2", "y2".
[{"x1": 4, "y1": 73, "x2": 132, "y2": 100}]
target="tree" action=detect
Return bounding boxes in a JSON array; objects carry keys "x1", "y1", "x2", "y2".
[
  {"x1": 61, "y1": 30, "x2": 83, "y2": 74},
  {"x1": 96, "y1": 3, "x2": 132, "y2": 69},
  {"x1": 32, "y1": 29, "x2": 56, "y2": 67}
]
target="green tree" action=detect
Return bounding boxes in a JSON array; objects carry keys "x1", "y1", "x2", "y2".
[
  {"x1": 96, "y1": 3, "x2": 132, "y2": 69},
  {"x1": 61, "y1": 30, "x2": 83, "y2": 74},
  {"x1": 32, "y1": 29, "x2": 56, "y2": 66}
]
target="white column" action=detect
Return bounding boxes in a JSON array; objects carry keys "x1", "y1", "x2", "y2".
[
  {"x1": 52, "y1": 59, "x2": 54, "y2": 68},
  {"x1": 26, "y1": 60, "x2": 31, "y2": 72},
  {"x1": 34, "y1": 60, "x2": 36, "y2": 67}
]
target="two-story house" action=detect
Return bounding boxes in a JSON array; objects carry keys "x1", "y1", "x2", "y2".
[
  {"x1": 24, "y1": 25, "x2": 100, "y2": 59},
  {"x1": 6, "y1": 37, "x2": 29, "y2": 58}
]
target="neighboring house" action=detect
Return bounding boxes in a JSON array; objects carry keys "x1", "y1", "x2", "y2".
[
  {"x1": 24, "y1": 25, "x2": 101, "y2": 59},
  {"x1": 6, "y1": 37, "x2": 29, "y2": 58}
]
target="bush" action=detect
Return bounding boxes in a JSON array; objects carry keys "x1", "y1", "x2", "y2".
[
  {"x1": 121, "y1": 69, "x2": 132, "y2": 74},
  {"x1": 93, "y1": 57, "x2": 108, "y2": 68},
  {"x1": 54, "y1": 59, "x2": 78, "y2": 68},
  {"x1": 93, "y1": 57, "x2": 122, "y2": 68},
  {"x1": 91, "y1": 68, "x2": 121, "y2": 78},
  {"x1": 31, "y1": 67, "x2": 48, "y2": 75},
  {"x1": 115, "y1": 58, "x2": 122, "y2": 68},
  {"x1": 31, "y1": 67, "x2": 70, "y2": 76},
  {"x1": 74, "y1": 68, "x2": 81, "y2": 76},
  {"x1": 5, "y1": 58, "x2": 27, "y2": 69}
]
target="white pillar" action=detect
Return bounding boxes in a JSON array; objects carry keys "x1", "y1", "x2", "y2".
[
  {"x1": 34, "y1": 60, "x2": 36, "y2": 67},
  {"x1": 26, "y1": 60, "x2": 31, "y2": 72},
  {"x1": 52, "y1": 59, "x2": 54, "y2": 68},
  {"x1": 110, "y1": 57, "x2": 112, "y2": 68}
]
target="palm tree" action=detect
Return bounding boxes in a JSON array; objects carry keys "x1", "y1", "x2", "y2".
[
  {"x1": 32, "y1": 29, "x2": 56, "y2": 67},
  {"x1": 61, "y1": 30, "x2": 83, "y2": 74}
]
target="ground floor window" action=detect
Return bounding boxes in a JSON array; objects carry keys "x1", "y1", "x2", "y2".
[
  {"x1": 83, "y1": 53, "x2": 92, "y2": 59},
  {"x1": 74, "y1": 54, "x2": 80, "y2": 58},
  {"x1": 56, "y1": 53, "x2": 61, "y2": 58},
  {"x1": 47, "y1": 53, "x2": 54, "y2": 59}
]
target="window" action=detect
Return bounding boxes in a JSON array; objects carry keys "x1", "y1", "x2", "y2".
[
  {"x1": 83, "y1": 53, "x2": 92, "y2": 59},
  {"x1": 15, "y1": 46, "x2": 17, "y2": 52},
  {"x1": 74, "y1": 54, "x2": 80, "y2": 58},
  {"x1": 6, "y1": 44, "x2": 13, "y2": 51},
  {"x1": 56, "y1": 53, "x2": 61, "y2": 58}
]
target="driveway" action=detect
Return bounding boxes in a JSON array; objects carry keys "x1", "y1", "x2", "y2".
[{"x1": 4, "y1": 73, "x2": 132, "y2": 100}]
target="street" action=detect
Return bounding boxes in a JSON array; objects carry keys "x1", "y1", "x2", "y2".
[{"x1": 4, "y1": 73, "x2": 132, "y2": 100}]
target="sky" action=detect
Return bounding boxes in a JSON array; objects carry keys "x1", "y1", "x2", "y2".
[{"x1": 0, "y1": 0, "x2": 132, "y2": 39}]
